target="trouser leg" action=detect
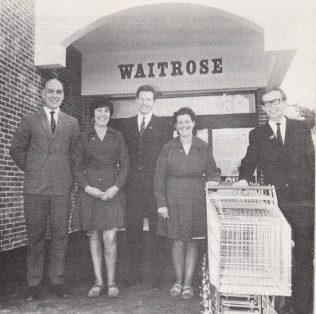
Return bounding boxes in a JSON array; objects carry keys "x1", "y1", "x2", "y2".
[
  {"x1": 148, "y1": 210, "x2": 168, "y2": 282},
  {"x1": 280, "y1": 198, "x2": 314, "y2": 314},
  {"x1": 49, "y1": 195, "x2": 70, "y2": 285},
  {"x1": 24, "y1": 194, "x2": 49, "y2": 287},
  {"x1": 125, "y1": 203, "x2": 144, "y2": 280},
  {"x1": 291, "y1": 209, "x2": 314, "y2": 314}
]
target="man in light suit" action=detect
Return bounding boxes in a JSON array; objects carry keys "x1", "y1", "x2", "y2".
[
  {"x1": 10, "y1": 78, "x2": 79, "y2": 300},
  {"x1": 121, "y1": 85, "x2": 173, "y2": 287},
  {"x1": 235, "y1": 87, "x2": 315, "y2": 314}
]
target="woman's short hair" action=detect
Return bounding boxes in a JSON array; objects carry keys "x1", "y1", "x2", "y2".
[
  {"x1": 90, "y1": 100, "x2": 114, "y2": 118},
  {"x1": 173, "y1": 107, "x2": 196, "y2": 124}
]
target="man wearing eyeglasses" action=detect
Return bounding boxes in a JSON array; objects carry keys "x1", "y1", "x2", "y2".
[{"x1": 235, "y1": 87, "x2": 315, "y2": 314}]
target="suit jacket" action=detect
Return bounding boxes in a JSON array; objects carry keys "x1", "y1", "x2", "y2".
[
  {"x1": 239, "y1": 118, "x2": 315, "y2": 201},
  {"x1": 121, "y1": 115, "x2": 173, "y2": 189},
  {"x1": 10, "y1": 108, "x2": 80, "y2": 195}
]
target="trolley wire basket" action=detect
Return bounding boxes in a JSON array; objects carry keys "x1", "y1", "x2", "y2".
[{"x1": 202, "y1": 184, "x2": 292, "y2": 313}]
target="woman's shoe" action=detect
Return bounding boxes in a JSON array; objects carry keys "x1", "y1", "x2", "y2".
[
  {"x1": 169, "y1": 283, "x2": 183, "y2": 297},
  {"x1": 182, "y1": 286, "x2": 194, "y2": 300},
  {"x1": 87, "y1": 284, "x2": 104, "y2": 298},
  {"x1": 108, "y1": 284, "x2": 119, "y2": 298}
]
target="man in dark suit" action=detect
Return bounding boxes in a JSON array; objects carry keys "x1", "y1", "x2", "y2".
[
  {"x1": 236, "y1": 87, "x2": 315, "y2": 314},
  {"x1": 121, "y1": 85, "x2": 173, "y2": 287},
  {"x1": 10, "y1": 78, "x2": 79, "y2": 300}
]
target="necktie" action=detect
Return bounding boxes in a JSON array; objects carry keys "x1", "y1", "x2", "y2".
[
  {"x1": 276, "y1": 122, "x2": 283, "y2": 146},
  {"x1": 139, "y1": 116, "x2": 146, "y2": 136},
  {"x1": 50, "y1": 111, "x2": 56, "y2": 134}
]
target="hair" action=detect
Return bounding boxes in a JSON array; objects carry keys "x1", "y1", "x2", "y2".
[
  {"x1": 173, "y1": 107, "x2": 196, "y2": 125},
  {"x1": 136, "y1": 85, "x2": 157, "y2": 100},
  {"x1": 42, "y1": 77, "x2": 65, "y2": 90},
  {"x1": 261, "y1": 87, "x2": 287, "y2": 104},
  {"x1": 90, "y1": 100, "x2": 114, "y2": 118}
]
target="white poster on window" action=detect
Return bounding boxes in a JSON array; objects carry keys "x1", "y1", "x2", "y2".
[{"x1": 212, "y1": 128, "x2": 253, "y2": 176}]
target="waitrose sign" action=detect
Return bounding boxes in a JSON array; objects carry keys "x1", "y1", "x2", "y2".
[{"x1": 118, "y1": 58, "x2": 223, "y2": 79}]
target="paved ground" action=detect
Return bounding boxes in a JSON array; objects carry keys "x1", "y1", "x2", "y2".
[{"x1": 0, "y1": 232, "x2": 205, "y2": 314}]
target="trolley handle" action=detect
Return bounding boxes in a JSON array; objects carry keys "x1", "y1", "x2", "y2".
[{"x1": 206, "y1": 183, "x2": 274, "y2": 190}]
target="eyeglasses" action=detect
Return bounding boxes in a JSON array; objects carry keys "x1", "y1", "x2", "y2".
[{"x1": 262, "y1": 98, "x2": 282, "y2": 107}]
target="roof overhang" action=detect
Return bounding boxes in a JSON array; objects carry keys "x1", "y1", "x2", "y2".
[{"x1": 265, "y1": 49, "x2": 297, "y2": 88}]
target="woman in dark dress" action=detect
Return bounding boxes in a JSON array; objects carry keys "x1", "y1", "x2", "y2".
[
  {"x1": 154, "y1": 107, "x2": 220, "y2": 300},
  {"x1": 72, "y1": 101, "x2": 128, "y2": 298}
]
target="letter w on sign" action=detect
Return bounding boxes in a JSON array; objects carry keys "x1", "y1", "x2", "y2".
[{"x1": 118, "y1": 64, "x2": 134, "y2": 79}]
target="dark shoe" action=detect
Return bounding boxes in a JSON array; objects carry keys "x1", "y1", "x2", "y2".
[
  {"x1": 51, "y1": 284, "x2": 68, "y2": 298},
  {"x1": 25, "y1": 286, "x2": 40, "y2": 301}
]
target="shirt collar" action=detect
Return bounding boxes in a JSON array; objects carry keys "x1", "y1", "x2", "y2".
[
  {"x1": 43, "y1": 106, "x2": 60, "y2": 117},
  {"x1": 87, "y1": 125, "x2": 115, "y2": 136},
  {"x1": 171, "y1": 136, "x2": 205, "y2": 149},
  {"x1": 268, "y1": 116, "x2": 286, "y2": 128},
  {"x1": 138, "y1": 113, "x2": 152, "y2": 124}
]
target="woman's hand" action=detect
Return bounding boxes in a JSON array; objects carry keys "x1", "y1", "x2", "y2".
[
  {"x1": 84, "y1": 186, "x2": 103, "y2": 198},
  {"x1": 158, "y1": 207, "x2": 169, "y2": 219},
  {"x1": 233, "y1": 179, "x2": 248, "y2": 187},
  {"x1": 100, "y1": 186, "x2": 119, "y2": 201},
  {"x1": 207, "y1": 181, "x2": 219, "y2": 185}
]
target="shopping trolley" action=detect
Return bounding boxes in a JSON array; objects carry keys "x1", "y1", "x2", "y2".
[{"x1": 201, "y1": 184, "x2": 292, "y2": 314}]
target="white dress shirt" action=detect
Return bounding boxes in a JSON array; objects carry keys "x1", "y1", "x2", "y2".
[
  {"x1": 137, "y1": 113, "x2": 152, "y2": 132},
  {"x1": 269, "y1": 117, "x2": 286, "y2": 143},
  {"x1": 43, "y1": 106, "x2": 60, "y2": 126}
]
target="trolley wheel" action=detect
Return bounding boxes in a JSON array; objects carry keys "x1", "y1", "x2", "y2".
[{"x1": 200, "y1": 253, "x2": 220, "y2": 314}]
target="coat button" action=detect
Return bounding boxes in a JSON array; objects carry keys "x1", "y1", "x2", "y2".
[
  {"x1": 139, "y1": 167, "x2": 142, "y2": 170},
  {"x1": 285, "y1": 184, "x2": 289, "y2": 187}
]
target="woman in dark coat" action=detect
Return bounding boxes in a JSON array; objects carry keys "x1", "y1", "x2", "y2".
[
  {"x1": 154, "y1": 107, "x2": 220, "y2": 300},
  {"x1": 72, "y1": 101, "x2": 128, "y2": 298}
]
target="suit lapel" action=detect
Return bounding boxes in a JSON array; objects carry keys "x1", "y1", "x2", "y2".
[
  {"x1": 284, "y1": 118, "x2": 294, "y2": 146},
  {"x1": 142, "y1": 115, "x2": 156, "y2": 136},
  {"x1": 39, "y1": 109, "x2": 52, "y2": 137},
  {"x1": 130, "y1": 115, "x2": 139, "y2": 137},
  {"x1": 54, "y1": 111, "x2": 66, "y2": 138},
  {"x1": 263, "y1": 123, "x2": 278, "y2": 146}
]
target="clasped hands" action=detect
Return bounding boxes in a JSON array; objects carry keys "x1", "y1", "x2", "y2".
[{"x1": 85, "y1": 185, "x2": 119, "y2": 201}]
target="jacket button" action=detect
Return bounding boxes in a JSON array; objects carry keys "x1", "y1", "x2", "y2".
[
  {"x1": 285, "y1": 184, "x2": 289, "y2": 187},
  {"x1": 139, "y1": 167, "x2": 142, "y2": 170}
]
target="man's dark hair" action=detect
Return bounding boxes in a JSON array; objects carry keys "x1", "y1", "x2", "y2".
[
  {"x1": 262, "y1": 87, "x2": 287, "y2": 103},
  {"x1": 136, "y1": 85, "x2": 157, "y2": 100}
]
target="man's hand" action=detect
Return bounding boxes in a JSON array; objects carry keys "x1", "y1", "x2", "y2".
[
  {"x1": 233, "y1": 179, "x2": 249, "y2": 187},
  {"x1": 158, "y1": 207, "x2": 169, "y2": 219}
]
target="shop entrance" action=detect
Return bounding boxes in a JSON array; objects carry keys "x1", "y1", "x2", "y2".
[{"x1": 109, "y1": 90, "x2": 258, "y2": 180}]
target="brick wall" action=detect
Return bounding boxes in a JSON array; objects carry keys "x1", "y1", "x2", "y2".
[{"x1": 0, "y1": 0, "x2": 83, "y2": 251}]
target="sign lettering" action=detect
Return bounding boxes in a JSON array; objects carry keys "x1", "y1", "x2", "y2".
[{"x1": 118, "y1": 58, "x2": 223, "y2": 79}]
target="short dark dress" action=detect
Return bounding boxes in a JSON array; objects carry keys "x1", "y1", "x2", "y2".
[
  {"x1": 72, "y1": 127, "x2": 129, "y2": 231},
  {"x1": 154, "y1": 136, "x2": 220, "y2": 240}
]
